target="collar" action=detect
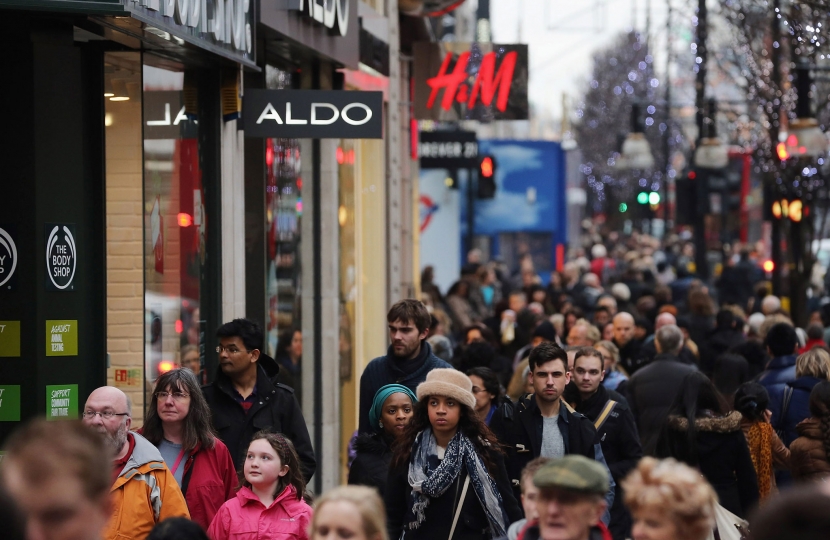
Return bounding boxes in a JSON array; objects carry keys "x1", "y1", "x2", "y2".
[
  {"x1": 237, "y1": 484, "x2": 304, "y2": 513},
  {"x1": 768, "y1": 354, "x2": 797, "y2": 369}
]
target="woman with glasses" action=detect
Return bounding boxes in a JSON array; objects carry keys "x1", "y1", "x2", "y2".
[{"x1": 140, "y1": 368, "x2": 238, "y2": 531}]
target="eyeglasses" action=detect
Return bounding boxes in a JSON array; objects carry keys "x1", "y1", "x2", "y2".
[
  {"x1": 215, "y1": 345, "x2": 252, "y2": 354},
  {"x1": 82, "y1": 411, "x2": 130, "y2": 420},
  {"x1": 471, "y1": 386, "x2": 486, "y2": 394},
  {"x1": 155, "y1": 391, "x2": 190, "y2": 401}
]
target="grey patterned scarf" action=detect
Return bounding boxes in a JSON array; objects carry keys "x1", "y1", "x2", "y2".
[{"x1": 407, "y1": 429, "x2": 507, "y2": 538}]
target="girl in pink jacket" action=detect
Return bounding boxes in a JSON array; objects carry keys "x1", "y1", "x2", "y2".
[{"x1": 208, "y1": 432, "x2": 312, "y2": 540}]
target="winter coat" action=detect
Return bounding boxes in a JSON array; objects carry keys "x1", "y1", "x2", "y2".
[
  {"x1": 790, "y1": 417, "x2": 830, "y2": 482},
  {"x1": 347, "y1": 432, "x2": 393, "y2": 497},
  {"x1": 757, "y1": 354, "x2": 797, "y2": 424},
  {"x1": 701, "y1": 328, "x2": 746, "y2": 375},
  {"x1": 202, "y1": 356, "x2": 316, "y2": 481},
  {"x1": 207, "y1": 484, "x2": 312, "y2": 540},
  {"x1": 385, "y1": 447, "x2": 522, "y2": 540},
  {"x1": 137, "y1": 429, "x2": 238, "y2": 531},
  {"x1": 614, "y1": 338, "x2": 645, "y2": 375},
  {"x1": 358, "y1": 342, "x2": 452, "y2": 433},
  {"x1": 624, "y1": 354, "x2": 698, "y2": 455},
  {"x1": 489, "y1": 395, "x2": 615, "y2": 513},
  {"x1": 566, "y1": 385, "x2": 642, "y2": 540},
  {"x1": 105, "y1": 432, "x2": 190, "y2": 540},
  {"x1": 659, "y1": 411, "x2": 759, "y2": 518},
  {"x1": 637, "y1": 340, "x2": 697, "y2": 369},
  {"x1": 768, "y1": 376, "x2": 824, "y2": 446}
]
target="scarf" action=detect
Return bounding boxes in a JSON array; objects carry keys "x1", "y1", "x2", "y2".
[
  {"x1": 407, "y1": 429, "x2": 507, "y2": 538},
  {"x1": 746, "y1": 421, "x2": 773, "y2": 499},
  {"x1": 567, "y1": 383, "x2": 610, "y2": 421}
]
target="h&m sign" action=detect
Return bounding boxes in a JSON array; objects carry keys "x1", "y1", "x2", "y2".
[
  {"x1": 413, "y1": 43, "x2": 528, "y2": 122},
  {"x1": 242, "y1": 90, "x2": 383, "y2": 139}
]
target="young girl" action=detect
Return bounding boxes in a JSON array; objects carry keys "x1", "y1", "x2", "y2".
[
  {"x1": 385, "y1": 368, "x2": 521, "y2": 540},
  {"x1": 208, "y1": 432, "x2": 312, "y2": 540}
]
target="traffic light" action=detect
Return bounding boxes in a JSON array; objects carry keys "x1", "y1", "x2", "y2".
[
  {"x1": 771, "y1": 198, "x2": 805, "y2": 222},
  {"x1": 478, "y1": 155, "x2": 497, "y2": 199},
  {"x1": 637, "y1": 192, "x2": 649, "y2": 204},
  {"x1": 636, "y1": 191, "x2": 660, "y2": 205}
]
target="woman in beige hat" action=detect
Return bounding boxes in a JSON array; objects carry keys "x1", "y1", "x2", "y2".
[{"x1": 385, "y1": 368, "x2": 522, "y2": 540}]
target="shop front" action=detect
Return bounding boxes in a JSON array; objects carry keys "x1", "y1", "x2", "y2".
[{"x1": 0, "y1": 0, "x2": 253, "y2": 442}]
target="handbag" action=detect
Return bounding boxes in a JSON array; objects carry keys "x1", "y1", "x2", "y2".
[
  {"x1": 448, "y1": 475, "x2": 471, "y2": 540},
  {"x1": 706, "y1": 503, "x2": 749, "y2": 540}
]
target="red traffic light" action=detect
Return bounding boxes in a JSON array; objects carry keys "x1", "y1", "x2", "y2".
[{"x1": 480, "y1": 156, "x2": 495, "y2": 178}]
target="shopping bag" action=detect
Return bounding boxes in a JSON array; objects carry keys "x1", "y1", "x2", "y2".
[{"x1": 706, "y1": 503, "x2": 749, "y2": 540}]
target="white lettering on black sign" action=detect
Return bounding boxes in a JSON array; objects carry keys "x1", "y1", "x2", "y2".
[{"x1": 46, "y1": 225, "x2": 77, "y2": 290}]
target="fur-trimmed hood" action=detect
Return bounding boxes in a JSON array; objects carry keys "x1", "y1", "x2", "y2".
[{"x1": 667, "y1": 410, "x2": 743, "y2": 433}]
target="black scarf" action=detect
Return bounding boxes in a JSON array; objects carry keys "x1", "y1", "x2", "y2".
[{"x1": 567, "y1": 383, "x2": 610, "y2": 422}]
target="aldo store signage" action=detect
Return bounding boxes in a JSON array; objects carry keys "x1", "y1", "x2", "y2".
[
  {"x1": 45, "y1": 224, "x2": 77, "y2": 291},
  {"x1": 242, "y1": 90, "x2": 383, "y2": 139},
  {"x1": 413, "y1": 42, "x2": 529, "y2": 122},
  {"x1": 0, "y1": 226, "x2": 17, "y2": 289}
]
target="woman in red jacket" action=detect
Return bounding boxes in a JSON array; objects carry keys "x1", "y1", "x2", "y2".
[{"x1": 141, "y1": 368, "x2": 238, "y2": 530}]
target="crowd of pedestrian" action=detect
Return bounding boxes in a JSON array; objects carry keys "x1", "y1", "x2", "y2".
[{"x1": 6, "y1": 231, "x2": 830, "y2": 540}]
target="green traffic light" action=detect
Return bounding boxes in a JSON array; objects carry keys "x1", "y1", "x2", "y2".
[
  {"x1": 637, "y1": 192, "x2": 649, "y2": 204},
  {"x1": 648, "y1": 192, "x2": 660, "y2": 205},
  {"x1": 619, "y1": 203, "x2": 628, "y2": 213}
]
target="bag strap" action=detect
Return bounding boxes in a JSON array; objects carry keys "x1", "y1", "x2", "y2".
[
  {"x1": 594, "y1": 400, "x2": 617, "y2": 431},
  {"x1": 779, "y1": 387, "x2": 794, "y2": 429},
  {"x1": 448, "y1": 475, "x2": 471, "y2": 540}
]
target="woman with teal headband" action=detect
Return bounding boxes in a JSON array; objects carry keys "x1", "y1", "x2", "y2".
[{"x1": 348, "y1": 384, "x2": 417, "y2": 496}]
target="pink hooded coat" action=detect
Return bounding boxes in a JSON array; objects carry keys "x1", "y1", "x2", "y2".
[{"x1": 208, "y1": 484, "x2": 312, "y2": 540}]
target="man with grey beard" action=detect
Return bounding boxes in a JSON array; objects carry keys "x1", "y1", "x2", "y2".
[{"x1": 82, "y1": 386, "x2": 189, "y2": 539}]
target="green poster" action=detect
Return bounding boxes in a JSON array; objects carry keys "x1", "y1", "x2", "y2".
[
  {"x1": 0, "y1": 321, "x2": 21, "y2": 357},
  {"x1": 46, "y1": 384, "x2": 79, "y2": 420},
  {"x1": 46, "y1": 320, "x2": 78, "y2": 356},
  {"x1": 0, "y1": 385, "x2": 21, "y2": 421}
]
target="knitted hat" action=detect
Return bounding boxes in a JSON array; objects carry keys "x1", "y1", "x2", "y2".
[{"x1": 416, "y1": 368, "x2": 476, "y2": 410}]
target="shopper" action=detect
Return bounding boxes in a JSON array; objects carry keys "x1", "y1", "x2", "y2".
[
  {"x1": 386, "y1": 369, "x2": 521, "y2": 540},
  {"x1": 505, "y1": 457, "x2": 550, "y2": 540},
  {"x1": 467, "y1": 366, "x2": 504, "y2": 425},
  {"x1": 312, "y1": 485, "x2": 388, "y2": 540},
  {"x1": 623, "y1": 457, "x2": 718, "y2": 540},
  {"x1": 208, "y1": 432, "x2": 312, "y2": 540},
  {"x1": 348, "y1": 384, "x2": 417, "y2": 497},
  {"x1": 789, "y1": 381, "x2": 830, "y2": 482},
  {"x1": 140, "y1": 368, "x2": 237, "y2": 530}
]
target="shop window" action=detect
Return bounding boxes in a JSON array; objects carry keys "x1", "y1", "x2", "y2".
[
  {"x1": 142, "y1": 58, "x2": 206, "y2": 395},
  {"x1": 264, "y1": 66, "x2": 304, "y2": 402}
]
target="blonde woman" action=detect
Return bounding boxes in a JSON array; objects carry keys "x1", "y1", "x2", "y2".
[
  {"x1": 623, "y1": 457, "x2": 718, "y2": 540},
  {"x1": 772, "y1": 347, "x2": 830, "y2": 445},
  {"x1": 312, "y1": 485, "x2": 388, "y2": 540},
  {"x1": 596, "y1": 340, "x2": 628, "y2": 391}
]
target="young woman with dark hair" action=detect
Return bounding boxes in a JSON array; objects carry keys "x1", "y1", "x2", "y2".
[
  {"x1": 734, "y1": 382, "x2": 790, "y2": 500},
  {"x1": 656, "y1": 372, "x2": 759, "y2": 518},
  {"x1": 789, "y1": 381, "x2": 830, "y2": 482},
  {"x1": 140, "y1": 368, "x2": 237, "y2": 530},
  {"x1": 385, "y1": 369, "x2": 521, "y2": 540},
  {"x1": 466, "y1": 366, "x2": 503, "y2": 425}
]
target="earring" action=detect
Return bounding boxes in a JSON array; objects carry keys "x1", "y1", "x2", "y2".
[{"x1": 379, "y1": 421, "x2": 384, "y2": 429}]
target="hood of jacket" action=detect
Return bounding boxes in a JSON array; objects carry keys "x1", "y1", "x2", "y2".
[
  {"x1": 667, "y1": 410, "x2": 743, "y2": 433},
  {"x1": 767, "y1": 354, "x2": 798, "y2": 370},
  {"x1": 354, "y1": 431, "x2": 393, "y2": 455},
  {"x1": 236, "y1": 484, "x2": 306, "y2": 513},
  {"x1": 788, "y1": 376, "x2": 824, "y2": 392},
  {"x1": 796, "y1": 417, "x2": 823, "y2": 439},
  {"x1": 118, "y1": 432, "x2": 166, "y2": 479}
]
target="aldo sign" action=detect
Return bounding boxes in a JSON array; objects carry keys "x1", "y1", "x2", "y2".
[{"x1": 242, "y1": 90, "x2": 383, "y2": 139}]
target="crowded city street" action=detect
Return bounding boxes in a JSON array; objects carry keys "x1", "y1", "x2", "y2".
[{"x1": 3, "y1": 0, "x2": 830, "y2": 540}]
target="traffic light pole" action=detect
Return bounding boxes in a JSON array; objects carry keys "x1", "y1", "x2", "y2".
[
  {"x1": 693, "y1": 0, "x2": 709, "y2": 281},
  {"x1": 467, "y1": 168, "x2": 475, "y2": 257},
  {"x1": 770, "y1": 0, "x2": 783, "y2": 294}
]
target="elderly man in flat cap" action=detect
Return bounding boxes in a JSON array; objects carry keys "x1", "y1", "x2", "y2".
[{"x1": 506, "y1": 455, "x2": 611, "y2": 540}]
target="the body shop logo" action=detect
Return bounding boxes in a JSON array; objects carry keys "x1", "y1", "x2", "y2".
[
  {"x1": 0, "y1": 227, "x2": 17, "y2": 288},
  {"x1": 46, "y1": 224, "x2": 77, "y2": 291}
]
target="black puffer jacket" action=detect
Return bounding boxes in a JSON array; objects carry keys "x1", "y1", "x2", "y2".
[
  {"x1": 202, "y1": 354, "x2": 316, "y2": 481},
  {"x1": 348, "y1": 432, "x2": 394, "y2": 497},
  {"x1": 657, "y1": 410, "x2": 759, "y2": 518}
]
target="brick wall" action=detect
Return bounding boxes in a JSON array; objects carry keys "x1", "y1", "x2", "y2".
[{"x1": 104, "y1": 94, "x2": 147, "y2": 425}]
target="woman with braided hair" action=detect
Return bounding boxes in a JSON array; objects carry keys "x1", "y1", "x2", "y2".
[
  {"x1": 790, "y1": 381, "x2": 830, "y2": 482},
  {"x1": 734, "y1": 382, "x2": 790, "y2": 499},
  {"x1": 385, "y1": 369, "x2": 521, "y2": 540}
]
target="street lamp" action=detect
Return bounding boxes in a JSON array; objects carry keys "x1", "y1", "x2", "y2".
[
  {"x1": 617, "y1": 104, "x2": 655, "y2": 170},
  {"x1": 778, "y1": 63, "x2": 829, "y2": 159},
  {"x1": 694, "y1": 99, "x2": 728, "y2": 169}
]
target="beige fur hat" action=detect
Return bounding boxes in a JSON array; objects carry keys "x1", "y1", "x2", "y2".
[{"x1": 416, "y1": 368, "x2": 476, "y2": 410}]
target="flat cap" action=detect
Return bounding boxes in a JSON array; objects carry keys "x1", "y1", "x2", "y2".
[{"x1": 533, "y1": 455, "x2": 609, "y2": 495}]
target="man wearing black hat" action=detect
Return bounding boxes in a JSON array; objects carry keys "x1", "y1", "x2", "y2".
[
  {"x1": 498, "y1": 455, "x2": 611, "y2": 540},
  {"x1": 202, "y1": 318, "x2": 316, "y2": 480}
]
